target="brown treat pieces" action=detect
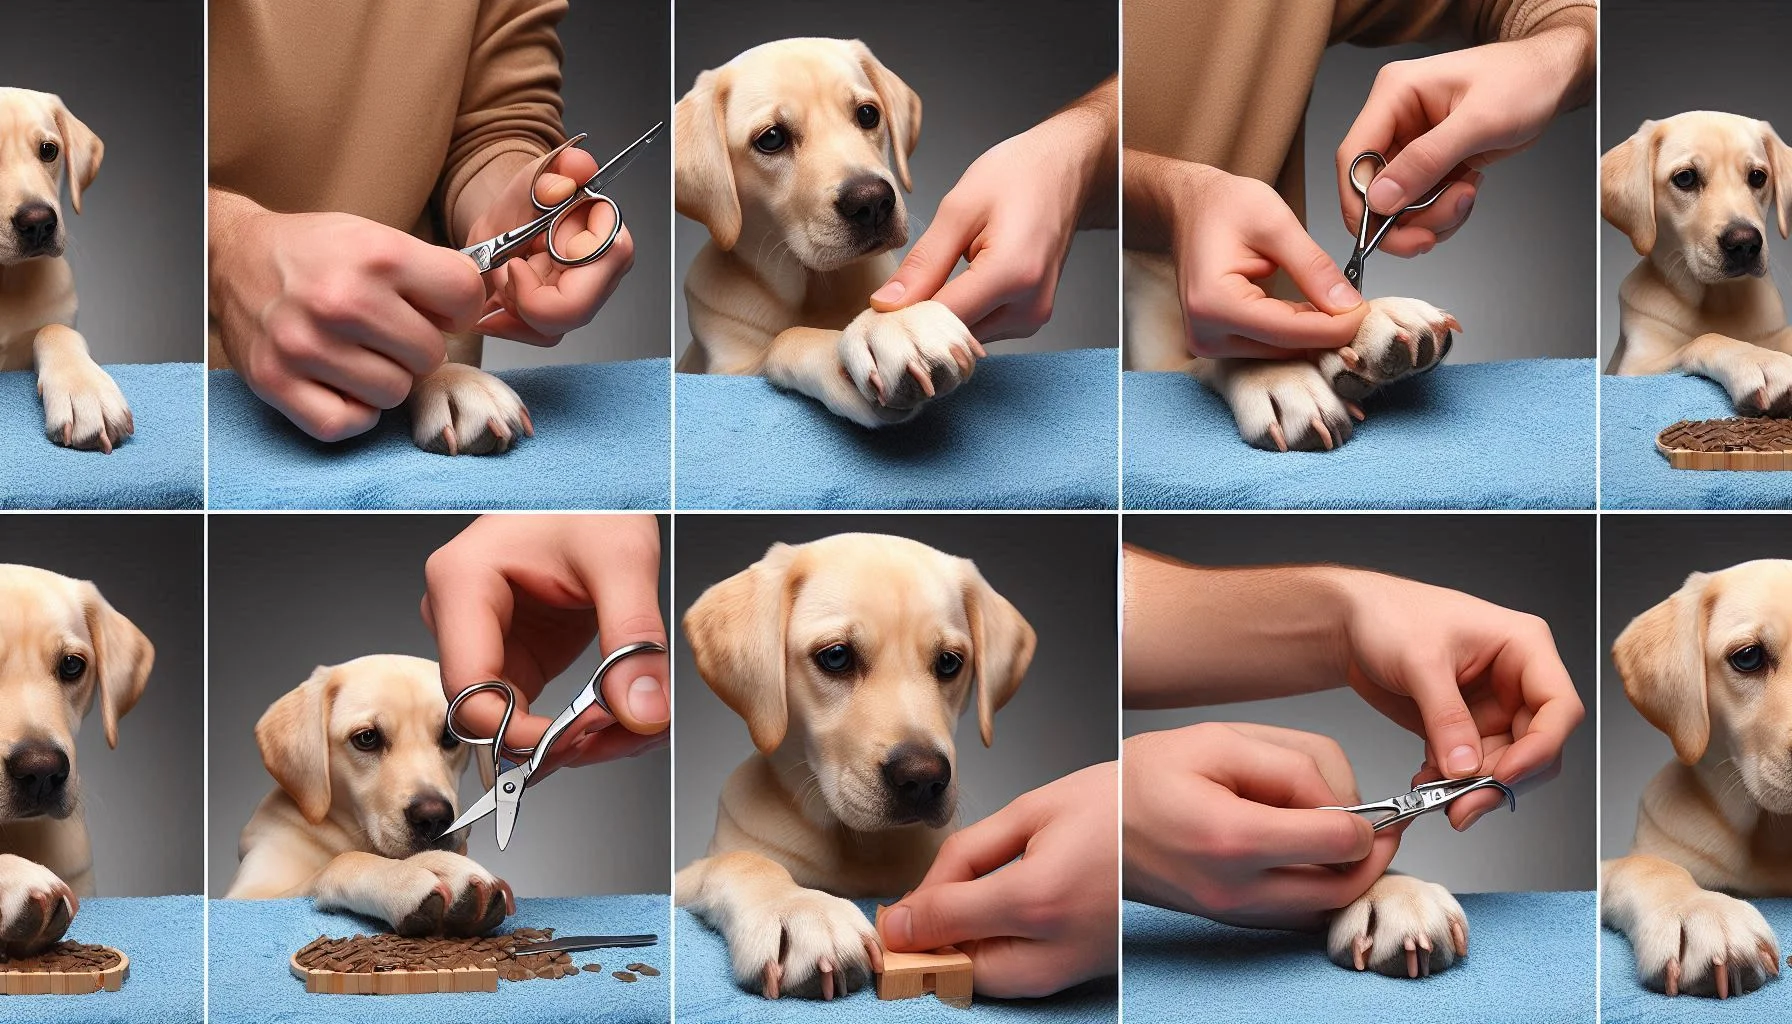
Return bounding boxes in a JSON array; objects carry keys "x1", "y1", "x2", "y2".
[
  {"x1": 293, "y1": 927, "x2": 576, "y2": 994},
  {"x1": 627, "y1": 962, "x2": 660, "y2": 976},
  {"x1": 583, "y1": 963, "x2": 604, "y2": 973},
  {"x1": 613, "y1": 970, "x2": 638, "y2": 982},
  {"x1": 1658, "y1": 418, "x2": 1792, "y2": 469},
  {"x1": 0, "y1": 943, "x2": 129, "y2": 995}
]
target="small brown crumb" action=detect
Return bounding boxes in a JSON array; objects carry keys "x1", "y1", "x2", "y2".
[
  {"x1": 583, "y1": 963, "x2": 604, "y2": 974},
  {"x1": 613, "y1": 970, "x2": 637, "y2": 982},
  {"x1": 627, "y1": 962, "x2": 660, "y2": 976}
]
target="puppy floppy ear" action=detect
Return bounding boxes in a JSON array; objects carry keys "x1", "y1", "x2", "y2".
[
  {"x1": 1602, "y1": 120, "x2": 1658, "y2": 257},
  {"x1": 256, "y1": 666, "x2": 339, "y2": 824},
  {"x1": 80, "y1": 583, "x2": 152, "y2": 750},
  {"x1": 1764, "y1": 121, "x2": 1792, "y2": 240},
  {"x1": 675, "y1": 68, "x2": 741, "y2": 250},
  {"x1": 684, "y1": 544, "x2": 800, "y2": 754},
  {"x1": 1613, "y1": 571, "x2": 1712, "y2": 764},
  {"x1": 961, "y1": 561, "x2": 1035, "y2": 747},
  {"x1": 48, "y1": 95, "x2": 102, "y2": 215},
  {"x1": 848, "y1": 40, "x2": 921, "y2": 192}
]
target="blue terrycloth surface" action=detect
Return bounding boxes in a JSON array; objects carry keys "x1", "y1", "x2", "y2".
[
  {"x1": 0, "y1": 895, "x2": 202, "y2": 1024},
  {"x1": 675, "y1": 904, "x2": 1117, "y2": 1023},
  {"x1": 1600, "y1": 374, "x2": 1792, "y2": 509},
  {"x1": 1602, "y1": 898, "x2": 1792, "y2": 1022},
  {"x1": 207, "y1": 895, "x2": 669, "y2": 1024},
  {"x1": 1123, "y1": 894, "x2": 1593, "y2": 1024},
  {"x1": 208, "y1": 360, "x2": 670, "y2": 510},
  {"x1": 675, "y1": 348, "x2": 1119, "y2": 510},
  {"x1": 1122, "y1": 359, "x2": 1596, "y2": 509},
  {"x1": 0, "y1": 364, "x2": 201, "y2": 509}
]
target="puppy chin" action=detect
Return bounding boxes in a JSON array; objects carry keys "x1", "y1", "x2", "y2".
[
  {"x1": 793, "y1": 224, "x2": 908, "y2": 273},
  {"x1": 1740, "y1": 763, "x2": 1792, "y2": 815}
]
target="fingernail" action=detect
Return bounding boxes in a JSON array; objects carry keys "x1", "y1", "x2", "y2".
[
  {"x1": 871, "y1": 281, "x2": 904, "y2": 304},
  {"x1": 1456, "y1": 193, "x2": 1474, "y2": 218},
  {"x1": 1367, "y1": 177, "x2": 1404, "y2": 214},
  {"x1": 1456, "y1": 806, "x2": 1489, "y2": 831},
  {"x1": 626, "y1": 676, "x2": 668, "y2": 725},
  {"x1": 1445, "y1": 746, "x2": 1479, "y2": 777},
  {"x1": 1327, "y1": 281, "x2": 1362, "y2": 310},
  {"x1": 882, "y1": 906, "x2": 911, "y2": 947}
]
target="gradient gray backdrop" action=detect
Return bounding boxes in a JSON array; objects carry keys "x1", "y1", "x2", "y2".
[
  {"x1": 673, "y1": 0, "x2": 1118, "y2": 358},
  {"x1": 1123, "y1": 514, "x2": 1596, "y2": 892},
  {"x1": 673, "y1": 514, "x2": 1118, "y2": 868},
  {"x1": 207, "y1": 514, "x2": 670, "y2": 897},
  {"x1": 4, "y1": 515, "x2": 203, "y2": 896},
  {"x1": 1305, "y1": 34, "x2": 1595, "y2": 361},
  {"x1": 1599, "y1": 0, "x2": 1792, "y2": 366},
  {"x1": 1, "y1": 0, "x2": 202, "y2": 364},
  {"x1": 1599, "y1": 515, "x2": 1792, "y2": 858}
]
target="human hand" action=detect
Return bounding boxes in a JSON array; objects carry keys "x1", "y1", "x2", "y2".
[
  {"x1": 878, "y1": 762, "x2": 1117, "y2": 998},
  {"x1": 1338, "y1": 24, "x2": 1594, "y2": 256},
  {"x1": 422, "y1": 514, "x2": 669, "y2": 777},
  {"x1": 209, "y1": 191, "x2": 483, "y2": 441},
  {"x1": 1122, "y1": 722, "x2": 1399, "y2": 930},
  {"x1": 466, "y1": 146, "x2": 635, "y2": 345}
]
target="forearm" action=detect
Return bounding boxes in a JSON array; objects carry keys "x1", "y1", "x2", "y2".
[
  {"x1": 1121, "y1": 150, "x2": 1202, "y2": 255},
  {"x1": 1523, "y1": 7, "x2": 1596, "y2": 113},
  {"x1": 1050, "y1": 75, "x2": 1117, "y2": 230}
]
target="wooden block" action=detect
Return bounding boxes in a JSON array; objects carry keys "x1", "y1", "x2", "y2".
[
  {"x1": 0, "y1": 946, "x2": 126, "y2": 996},
  {"x1": 291, "y1": 952, "x2": 498, "y2": 995},
  {"x1": 1658, "y1": 418, "x2": 1792, "y2": 470},
  {"x1": 872, "y1": 905, "x2": 972, "y2": 1008}
]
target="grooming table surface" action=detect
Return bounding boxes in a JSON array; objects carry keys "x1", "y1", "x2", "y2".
[
  {"x1": 1602, "y1": 897, "x2": 1792, "y2": 1023},
  {"x1": 207, "y1": 895, "x2": 669, "y2": 1024},
  {"x1": 1123, "y1": 893, "x2": 1593, "y2": 1024},
  {"x1": 675, "y1": 903, "x2": 1118, "y2": 1023},
  {"x1": 1122, "y1": 359, "x2": 1595, "y2": 509},
  {"x1": 0, "y1": 363, "x2": 201, "y2": 509},
  {"x1": 208, "y1": 360, "x2": 670, "y2": 510},
  {"x1": 674, "y1": 348, "x2": 1119, "y2": 510},
  {"x1": 0, "y1": 895, "x2": 201, "y2": 1024},
  {"x1": 1601, "y1": 374, "x2": 1792, "y2": 508}
]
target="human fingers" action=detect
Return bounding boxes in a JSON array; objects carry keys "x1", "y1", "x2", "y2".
[
  {"x1": 1366, "y1": 111, "x2": 1493, "y2": 216},
  {"x1": 311, "y1": 289, "x2": 449, "y2": 380},
  {"x1": 262, "y1": 375, "x2": 381, "y2": 443},
  {"x1": 1242, "y1": 209, "x2": 1362, "y2": 316},
  {"x1": 912, "y1": 794, "x2": 1038, "y2": 890},
  {"x1": 423, "y1": 551, "x2": 557, "y2": 753},
  {"x1": 882, "y1": 868, "x2": 1036, "y2": 952},
  {"x1": 1372, "y1": 177, "x2": 1481, "y2": 258},
  {"x1": 578, "y1": 526, "x2": 670, "y2": 736},
  {"x1": 388, "y1": 238, "x2": 487, "y2": 333},
  {"x1": 286, "y1": 334, "x2": 416, "y2": 411},
  {"x1": 1397, "y1": 654, "x2": 1486, "y2": 779},
  {"x1": 870, "y1": 200, "x2": 981, "y2": 314},
  {"x1": 494, "y1": 215, "x2": 633, "y2": 340}
]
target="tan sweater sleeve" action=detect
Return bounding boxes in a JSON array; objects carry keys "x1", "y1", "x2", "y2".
[
  {"x1": 1333, "y1": 0, "x2": 1596, "y2": 47},
  {"x1": 437, "y1": 0, "x2": 569, "y2": 241}
]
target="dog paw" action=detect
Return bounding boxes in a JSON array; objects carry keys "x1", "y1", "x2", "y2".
[
  {"x1": 722, "y1": 887, "x2": 880, "y2": 1000},
  {"x1": 407, "y1": 363, "x2": 533, "y2": 455},
  {"x1": 836, "y1": 300, "x2": 982, "y2": 425},
  {"x1": 370, "y1": 852, "x2": 513, "y2": 938},
  {"x1": 1714, "y1": 346, "x2": 1792, "y2": 417},
  {"x1": 1626, "y1": 890, "x2": 1779, "y2": 998},
  {"x1": 39, "y1": 358, "x2": 133, "y2": 453},
  {"x1": 1318, "y1": 297, "x2": 1457, "y2": 402},
  {"x1": 1327, "y1": 874, "x2": 1468, "y2": 979},
  {"x1": 1212, "y1": 359, "x2": 1357, "y2": 451},
  {"x1": 0, "y1": 854, "x2": 77, "y2": 957}
]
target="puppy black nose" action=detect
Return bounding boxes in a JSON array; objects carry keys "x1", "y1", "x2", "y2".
[
  {"x1": 12, "y1": 202, "x2": 57, "y2": 252},
  {"x1": 881, "y1": 743, "x2": 951, "y2": 814},
  {"x1": 1720, "y1": 223, "x2": 1764, "y2": 266},
  {"x1": 835, "y1": 176, "x2": 895, "y2": 232},
  {"x1": 6, "y1": 742, "x2": 70, "y2": 808},
  {"x1": 404, "y1": 795, "x2": 454, "y2": 838}
]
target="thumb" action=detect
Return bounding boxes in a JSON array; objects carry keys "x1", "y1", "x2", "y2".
[
  {"x1": 1367, "y1": 113, "x2": 1481, "y2": 215},
  {"x1": 1403, "y1": 658, "x2": 1484, "y2": 778},
  {"x1": 870, "y1": 202, "x2": 979, "y2": 313},
  {"x1": 881, "y1": 873, "x2": 1028, "y2": 953},
  {"x1": 1248, "y1": 209, "x2": 1362, "y2": 316}
]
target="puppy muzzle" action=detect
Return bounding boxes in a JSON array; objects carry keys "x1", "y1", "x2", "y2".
[
  {"x1": 878, "y1": 742, "x2": 953, "y2": 827},
  {"x1": 3, "y1": 740, "x2": 73, "y2": 819}
]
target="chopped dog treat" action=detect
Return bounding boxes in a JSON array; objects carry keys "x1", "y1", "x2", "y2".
[
  {"x1": 583, "y1": 963, "x2": 604, "y2": 973},
  {"x1": 0, "y1": 943, "x2": 122, "y2": 973},
  {"x1": 0, "y1": 942, "x2": 128, "y2": 995},
  {"x1": 627, "y1": 962, "x2": 660, "y2": 976},
  {"x1": 613, "y1": 970, "x2": 638, "y2": 982},
  {"x1": 1658, "y1": 418, "x2": 1792, "y2": 469},
  {"x1": 293, "y1": 927, "x2": 595, "y2": 993}
]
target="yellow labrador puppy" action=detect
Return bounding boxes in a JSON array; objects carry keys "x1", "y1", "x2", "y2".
[
  {"x1": 1604, "y1": 111, "x2": 1792, "y2": 412},
  {"x1": 227, "y1": 655, "x2": 513, "y2": 936},
  {"x1": 676, "y1": 534, "x2": 1033, "y2": 999},
  {"x1": 676, "y1": 38, "x2": 981, "y2": 428},
  {"x1": 1603, "y1": 560, "x2": 1792, "y2": 999},
  {"x1": 0, "y1": 89, "x2": 132, "y2": 452},
  {"x1": 0, "y1": 565, "x2": 151, "y2": 955}
]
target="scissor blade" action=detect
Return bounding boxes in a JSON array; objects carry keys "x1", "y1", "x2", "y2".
[
  {"x1": 494, "y1": 764, "x2": 529, "y2": 851},
  {"x1": 512, "y1": 934, "x2": 659, "y2": 955},
  {"x1": 438, "y1": 787, "x2": 498, "y2": 841},
  {"x1": 584, "y1": 122, "x2": 664, "y2": 194}
]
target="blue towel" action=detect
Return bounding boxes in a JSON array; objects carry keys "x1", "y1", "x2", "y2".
[
  {"x1": 674, "y1": 348, "x2": 1119, "y2": 510},
  {"x1": 0, "y1": 894, "x2": 202, "y2": 1024},
  {"x1": 206, "y1": 894, "x2": 669, "y2": 1024},
  {"x1": 1123, "y1": 894, "x2": 1592, "y2": 1024},
  {"x1": 1122, "y1": 359, "x2": 1596, "y2": 509},
  {"x1": 0, "y1": 364, "x2": 201, "y2": 510},
  {"x1": 1599, "y1": 374, "x2": 1792, "y2": 509},
  {"x1": 674, "y1": 904, "x2": 1116, "y2": 1023},
  {"x1": 208, "y1": 361, "x2": 670, "y2": 510},
  {"x1": 1602, "y1": 898, "x2": 1792, "y2": 1022}
]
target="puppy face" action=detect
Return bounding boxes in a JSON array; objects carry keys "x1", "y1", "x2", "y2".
[
  {"x1": 0, "y1": 88, "x2": 101, "y2": 264},
  {"x1": 0, "y1": 565, "x2": 151, "y2": 822},
  {"x1": 676, "y1": 38, "x2": 921, "y2": 270},
  {"x1": 1615, "y1": 560, "x2": 1792, "y2": 813},
  {"x1": 685, "y1": 534, "x2": 1034, "y2": 832},
  {"x1": 1603, "y1": 111, "x2": 1792, "y2": 281},
  {"x1": 256, "y1": 655, "x2": 470, "y2": 858}
]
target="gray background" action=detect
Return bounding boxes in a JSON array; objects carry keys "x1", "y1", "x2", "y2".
[
  {"x1": 2, "y1": 515, "x2": 203, "y2": 896},
  {"x1": 1599, "y1": 515, "x2": 1792, "y2": 857},
  {"x1": 1599, "y1": 0, "x2": 1792, "y2": 366},
  {"x1": 207, "y1": 514, "x2": 670, "y2": 898},
  {"x1": 1123, "y1": 514, "x2": 1596, "y2": 893},
  {"x1": 1, "y1": 0, "x2": 202, "y2": 364},
  {"x1": 673, "y1": 513, "x2": 1118, "y2": 868},
  {"x1": 673, "y1": 0, "x2": 1118, "y2": 358},
  {"x1": 1305, "y1": 34, "x2": 1595, "y2": 361}
]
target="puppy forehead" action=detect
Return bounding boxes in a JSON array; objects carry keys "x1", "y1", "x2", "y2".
[
  {"x1": 1707, "y1": 561, "x2": 1792, "y2": 637},
  {"x1": 1659, "y1": 114, "x2": 1767, "y2": 168},
  {"x1": 0, "y1": 89, "x2": 55, "y2": 135},
  {"x1": 329, "y1": 656, "x2": 445, "y2": 728},
  {"x1": 0, "y1": 565, "x2": 88, "y2": 636},
  {"x1": 788, "y1": 536, "x2": 967, "y2": 636},
  {"x1": 725, "y1": 40, "x2": 872, "y2": 121}
]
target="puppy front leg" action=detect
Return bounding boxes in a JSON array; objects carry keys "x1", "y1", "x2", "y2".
[
  {"x1": 1327, "y1": 873, "x2": 1469, "y2": 979},
  {"x1": 1602, "y1": 853, "x2": 1780, "y2": 998},
  {"x1": 676, "y1": 851, "x2": 881, "y2": 1000},
  {"x1": 312, "y1": 850, "x2": 513, "y2": 937},
  {"x1": 0, "y1": 853, "x2": 77, "y2": 957},
  {"x1": 1196, "y1": 358, "x2": 1358, "y2": 452},
  {"x1": 407, "y1": 361, "x2": 533, "y2": 456},
  {"x1": 34, "y1": 323, "x2": 133, "y2": 452},
  {"x1": 764, "y1": 302, "x2": 981, "y2": 428},
  {"x1": 1627, "y1": 330, "x2": 1792, "y2": 416}
]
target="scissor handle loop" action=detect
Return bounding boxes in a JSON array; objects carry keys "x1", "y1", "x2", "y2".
[
  {"x1": 445, "y1": 680, "x2": 535, "y2": 760},
  {"x1": 544, "y1": 191, "x2": 623, "y2": 267}
]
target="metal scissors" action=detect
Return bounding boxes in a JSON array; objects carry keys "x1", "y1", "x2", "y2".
[
  {"x1": 460, "y1": 122, "x2": 664, "y2": 274},
  {"x1": 1322, "y1": 776, "x2": 1516, "y2": 832},
  {"x1": 439, "y1": 639, "x2": 668, "y2": 850},
  {"x1": 1341, "y1": 150, "x2": 1451, "y2": 292}
]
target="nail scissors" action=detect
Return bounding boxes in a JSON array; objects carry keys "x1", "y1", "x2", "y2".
[
  {"x1": 1322, "y1": 776, "x2": 1516, "y2": 831},
  {"x1": 460, "y1": 122, "x2": 664, "y2": 274},
  {"x1": 1341, "y1": 150, "x2": 1451, "y2": 291},
  {"x1": 439, "y1": 639, "x2": 667, "y2": 850}
]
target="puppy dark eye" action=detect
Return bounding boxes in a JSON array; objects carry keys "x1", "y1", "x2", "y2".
[
  {"x1": 56, "y1": 654, "x2": 85, "y2": 681},
  {"x1": 1729, "y1": 644, "x2": 1767, "y2": 673},
  {"x1": 439, "y1": 727, "x2": 460, "y2": 751},
  {"x1": 1750, "y1": 168, "x2": 1769, "y2": 189},
  {"x1": 753, "y1": 126, "x2": 788, "y2": 154},
  {"x1": 855, "y1": 104, "x2": 880, "y2": 130},
  {"x1": 814, "y1": 643, "x2": 854, "y2": 674},
  {"x1": 37, "y1": 141, "x2": 57, "y2": 163},
  {"x1": 350, "y1": 728, "x2": 383, "y2": 752},
  {"x1": 935, "y1": 651, "x2": 963, "y2": 679},
  {"x1": 1671, "y1": 168, "x2": 1698, "y2": 190}
]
